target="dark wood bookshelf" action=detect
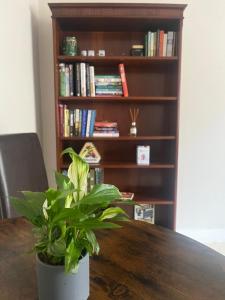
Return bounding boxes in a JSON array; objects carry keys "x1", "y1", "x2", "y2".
[{"x1": 49, "y1": 3, "x2": 186, "y2": 230}]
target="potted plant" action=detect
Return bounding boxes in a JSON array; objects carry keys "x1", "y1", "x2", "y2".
[{"x1": 11, "y1": 148, "x2": 132, "y2": 300}]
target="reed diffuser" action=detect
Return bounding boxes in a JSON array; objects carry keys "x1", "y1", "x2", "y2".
[{"x1": 129, "y1": 108, "x2": 139, "y2": 136}]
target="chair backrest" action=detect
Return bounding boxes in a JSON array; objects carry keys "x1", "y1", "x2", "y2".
[{"x1": 0, "y1": 133, "x2": 48, "y2": 219}]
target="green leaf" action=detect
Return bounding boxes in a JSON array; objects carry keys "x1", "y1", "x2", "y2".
[
  {"x1": 79, "y1": 184, "x2": 121, "y2": 206},
  {"x1": 55, "y1": 172, "x2": 73, "y2": 190},
  {"x1": 85, "y1": 230, "x2": 100, "y2": 254},
  {"x1": 65, "y1": 238, "x2": 82, "y2": 273},
  {"x1": 52, "y1": 208, "x2": 85, "y2": 224},
  {"x1": 10, "y1": 192, "x2": 46, "y2": 225},
  {"x1": 76, "y1": 219, "x2": 121, "y2": 230},
  {"x1": 48, "y1": 239, "x2": 66, "y2": 257},
  {"x1": 99, "y1": 207, "x2": 127, "y2": 221}
]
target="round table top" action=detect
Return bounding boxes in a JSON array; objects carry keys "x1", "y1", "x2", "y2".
[{"x1": 1, "y1": 218, "x2": 225, "y2": 300}]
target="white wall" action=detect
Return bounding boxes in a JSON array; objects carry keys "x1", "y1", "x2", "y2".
[
  {"x1": 0, "y1": 0, "x2": 41, "y2": 136},
  {"x1": 1, "y1": 0, "x2": 225, "y2": 244}
]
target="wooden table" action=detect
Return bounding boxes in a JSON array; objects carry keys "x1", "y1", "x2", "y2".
[{"x1": 1, "y1": 218, "x2": 225, "y2": 299}]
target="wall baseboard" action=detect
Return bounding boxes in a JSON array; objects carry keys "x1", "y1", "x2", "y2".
[{"x1": 176, "y1": 228, "x2": 225, "y2": 244}]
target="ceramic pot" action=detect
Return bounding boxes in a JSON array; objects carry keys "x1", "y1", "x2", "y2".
[{"x1": 36, "y1": 253, "x2": 89, "y2": 300}]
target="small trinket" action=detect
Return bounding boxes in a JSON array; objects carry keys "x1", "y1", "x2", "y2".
[
  {"x1": 129, "y1": 108, "x2": 139, "y2": 136},
  {"x1": 88, "y1": 50, "x2": 95, "y2": 56}
]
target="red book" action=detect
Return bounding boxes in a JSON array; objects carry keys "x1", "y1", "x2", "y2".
[
  {"x1": 118, "y1": 63, "x2": 128, "y2": 97},
  {"x1": 159, "y1": 30, "x2": 164, "y2": 57},
  {"x1": 95, "y1": 121, "x2": 117, "y2": 128}
]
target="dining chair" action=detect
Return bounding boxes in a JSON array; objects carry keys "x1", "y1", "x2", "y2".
[{"x1": 0, "y1": 133, "x2": 48, "y2": 219}]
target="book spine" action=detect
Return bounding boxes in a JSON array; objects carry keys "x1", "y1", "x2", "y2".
[
  {"x1": 89, "y1": 66, "x2": 96, "y2": 97},
  {"x1": 89, "y1": 110, "x2": 96, "y2": 137},
  {"x1": 172, "y1": 32, "x2": 176, "y2": 56},
  {"x1": 159, "y1": 30, "x2": 164, "y2": 57},
  {"x1": 86, "y1": 110, "x2": 92, "y2": 137},
  {"x1": 80, "y1": 62, "x2": 86, "y2": 97},
  {"x1": 59, "y1": 63, "x2": 66, "y2": 96},
  {"x1": 69, "y1": 64, "x2": 74, "y2": 96},
  {"x1": 81, "y1": 109, "x2": 88, "y2": 137},
  {"x1": 147, "y1": 32, "x2": 151, "y2": 56},
  {"x1": 150, "y1": 32, "x2": 154, "y2": 56},
  {"x1": 65, "y1": 65, "x2": 70, "y2": 96},
  {"x1": 78, "y1": 109, "x2": 82, "y2": 136},
  {"x1": 163, "y1": 33, "x2": 168, "y2": 57},
  {"x1": 75, "y1": 63, "x2": 81, "y2": 96},
  {"x1": 69, "y1": 109, "x2": 74, "y2": 136},
  {"x1": 75, "y1": 109, "x2": 80, "y2": 136},
  {"x1": 118, "y1": 63, "x2": 128, "y2": 97},
  {"x1": 64, "y1": 106, "x2": 69, "y2": 137},
  {"x1": 86, "y1": 63, "x2": 91, "y2": 96},
  {"x1": 166, "y1": 31, "x2": 174, "y2": 56},
  {"x1": 58, "y1": 104, "x2": 64, "y2": 137}
]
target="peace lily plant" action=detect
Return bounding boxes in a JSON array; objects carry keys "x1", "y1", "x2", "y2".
[{"x1": 11, "y1": 147, "x2": 132, "y2": 273}]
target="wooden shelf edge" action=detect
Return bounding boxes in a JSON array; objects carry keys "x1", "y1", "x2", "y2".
[
  {"x1": 134, "y1": 198, "x2": 174, "y2": 205},
  {"x1": 58, "y1": 55, "x2": 178, "y2": 63},
  {"x1": 58, "y1": 96, "x2": 177, "y2": 102},
  {"x1": 60, "y1": 136, "x2": 176, "y2": 141},
  {"x1": 61, "y1": 163, "x2": 175, "y2": 169}
]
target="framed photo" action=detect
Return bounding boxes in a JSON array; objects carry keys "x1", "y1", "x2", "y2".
[
  {"x1": 134, "y1": 204, "x2": 155, "y2": 224},
  {"x1": 137, "y1": 146, "x2": 150, "y2": 165}
]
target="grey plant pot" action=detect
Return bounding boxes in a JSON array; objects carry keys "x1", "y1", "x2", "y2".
[{"x1": 36, "y1": 253, "x2": 89, "y2": 300}]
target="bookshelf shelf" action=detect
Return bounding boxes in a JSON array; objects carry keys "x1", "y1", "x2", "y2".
[
  {"x1": 61, "y1": 136, "x2": 176, "y2": 141},
  {"x1": 61, "y1": 162, "x2": 175, "y2": 169},
  {"x1": 58, "y1": 55, "x2": 178, "y2": 65},
  {"x1": 49, "y1": 3, "x2": 186, "y2": 229},
  {"x1": 59, "y1": 96, "x2": 177, "y2": 103}
]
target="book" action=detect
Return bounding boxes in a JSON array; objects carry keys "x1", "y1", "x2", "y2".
[
  {"x1": 75, "y1": 63, "x2": 81, "y2": 96},
  {"x1": 95, "y1": 121, "x2": 117, "y2": 128},
  {"x1": 166, "y1": 31, "x2": 174, "y2": 56},
  {"x1": 134, "y1": 204, "x2": 155, "y2": 224},
  {"x1": 121, "y1": 192, "x2": 134, "y2": 200},
  {"x1": 81, "y1": 109, "x2": 88, "y2": 137},
  {"x1": 69, "y1": 64, "x2": 74, "y2": 96},
  {"x1": 58, "y1": 104, "x2": 64, "y2": 137},
  {"x1": 85, "y1": 110, "x2": 92, "y2": 137},
  {"x1": 80, "y1": 62, "x2": 86, "y2": 96},
  {"x1": 118, "y1": 63, "x2": 128, "y2": 97},
  {"x1": 89, "y1": 66, "x2": 95, "y2": 97},
  {"x1": 59, "y1": 63, "x2": 66, "y2": 96},
  {"x1": 89, "y1": 110, "x2": 96, "y2": 137},
  {"x1": 93, "y1": 132, "x2": 119, "y2": 137}
]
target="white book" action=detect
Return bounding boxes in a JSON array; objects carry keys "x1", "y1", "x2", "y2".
[
  {"x1": 86, "y1": 110, "x2": 92, "y2": 137},
  {"x1": 93, "y1": 132, "x2": 119, "y2": 137},
  {"x1": 89, "y1": 66, "x2": 96, "y2": 97},
  {"x1": 166, "y1": 31, "x2": 174, "y2": 56},
  {"x1": 163, "y1": 33, "x2": 168, "y2": 56},
  {"x1": 80, "y1": 62, "x2": 86, "y2": 96},
  {"x1": 65, "y1": 65, "x2": 70, "y2": 96},
  {"x1": 150, "y1": 32, "x2": 155, "y2": 56}
]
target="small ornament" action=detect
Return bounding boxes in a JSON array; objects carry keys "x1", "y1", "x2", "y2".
[
  {"x1": 79, "y1": 142, "x2": 101, "y2": 164},
  {"x1": 88, "y1": 50, "x2": 95, "y2": 56},
  {"x1": 129, "y1": 108, "x2": 139, "y2": 136},
  {"x1": 137, "y1": 145, "x2": 150, "y2": 165},
  {"x1": 81, "y1": 50, "x2": 87, "y2": 56},
  {"x1": 98, "y1": 50, "x2": 105, "y2": 56}
]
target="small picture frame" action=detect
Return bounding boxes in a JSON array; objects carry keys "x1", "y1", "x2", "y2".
[
  {"x1": 137, "y1": 146, "x2": 150, "y2": 165},
  {"x1": 134, "y1": 204, "x2": 155, "y2": 224}
]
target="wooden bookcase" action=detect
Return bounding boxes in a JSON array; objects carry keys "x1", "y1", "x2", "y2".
[{"x1": 49, "y1": 3, "x2": 186, "y2": 230}]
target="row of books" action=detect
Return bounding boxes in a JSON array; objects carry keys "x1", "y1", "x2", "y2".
[
  {"x1": 144, "y1": 30, "x2": 176, "y2": 57},
  {"x1": 87, "y1": 168, "x2": 104, "y2": 192},
  {"x1": 59, "y1": 105, "x2": 96, "y2": 137},
  {"x1": 59, "y1": 63, "x2": 128, "y2": 97}
]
